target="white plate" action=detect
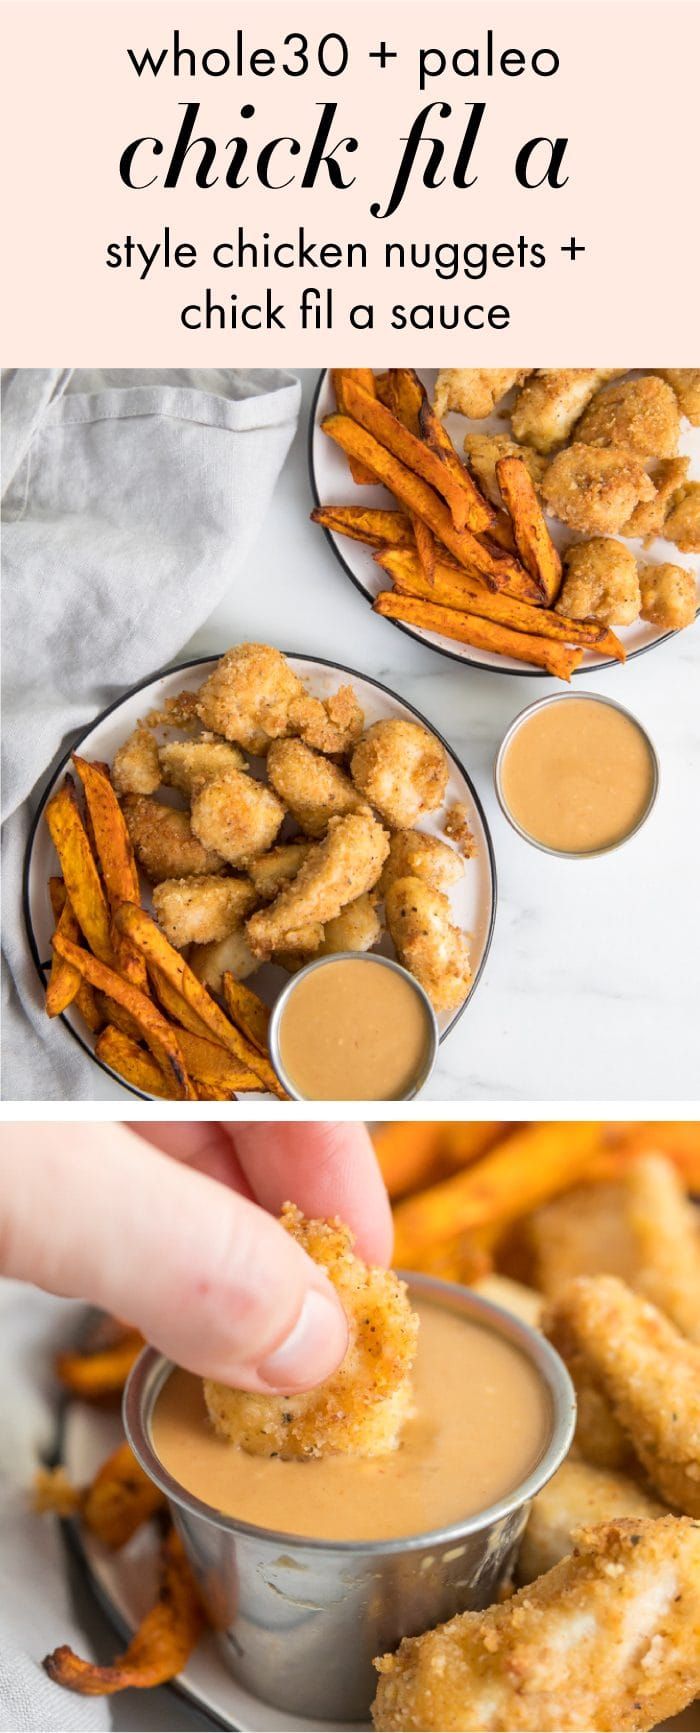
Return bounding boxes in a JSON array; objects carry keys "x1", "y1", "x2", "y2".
[
  {"x1": 24, "y1": 653, "x2": 496, "y2": 1100},
  {"x1": 309, "y1": 369, "x2": 700, "y2": 676}
]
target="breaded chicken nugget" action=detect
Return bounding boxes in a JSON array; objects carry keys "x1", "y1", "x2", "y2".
[
  {"x1": 249, "y1": 839, "x2": 311, "y2": 901},
  {"x1": 288, "y1": 685, "x2": 365, "y2": 755},
  {"x1": 379, "y1": 829, "x2": 464, "y2": 898},
  {"x1": 246, "y1": 812, "x2": 390, "y2": 957},
  {"x1": 112, "y1": 726, "x2": 161, "y2": 796},
  {"x1": 373, "y1": 1515, "x2": 700, "y2": 1732},
  {"x1": 195, "y1": 644, "x2": 304, "y2": 754},
  {"x1": 653, "y1": 369, "x2": 700, "y2": 425},
  {"x1": 511, "y1": 370, "x2": 626, "y2": 455},
  {"x1": 189, "y1": 928, "x2": 259, "y2": 992},
  {"x1": 463, "y1": 432, "x2": 548, "y2": 507},
  {"x1": 385, "y1": 876, "x2": 471, "y2": 1014},
  {"x1": 267, "y1": 737, "x2": 366, "y2": 838},
  {"x1": 433, "y1": 369, "x2": 529, "y2": 420},
  {"x1": 122, "y1": 795, "x2": 223, "y2": 882},
  {"x1": 317, "y1": 892, "x2": 381, "y2": 956},
  {"x1": 152, "y1": 875, "x2": 255, "y2": 949},
  {"x1": 159, "y1": 739, "x2": 246, "y2": 796},
  {"x1": 190, "y1": 770, "x2": 284, "y2": 868},
  {"x1": 555, "y1": 538, "x2": 641, "y2": 626},
  {"x1": 577, "y1": 375, "x2": 680, "y2": 459},
  {"x1": 621, "y1": 456, "x2": 689, "y2": 538},
  {"x1": 545, "y1": 1277, "x2": 700, "y2": 1514},
  {"x1": 351, "y1": 721, "x2": 448, "y2": 831},
  {"x1": 204, "y1": 1203, "x2": 419, "y2": 1459},
  {"x1": 542, "y1": 446, "x2": 655, "y2": 536},
  {"x1": 517, "y1": 1459, "x2": 666, "y2": 1584},
  {"x1": 663, "y1": 481, "x2": 700, "y2": 553},
  {"x1": 639, "y1": 562, "x2": 697, "y2": 630}
]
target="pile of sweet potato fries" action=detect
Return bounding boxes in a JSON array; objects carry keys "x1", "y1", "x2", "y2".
[
  {"x1": 43, "y1": 759, "x2": 284, "y2": 1098},
  {"x1": 313, "y1": 369, "x2": 626, "y2": 678}
]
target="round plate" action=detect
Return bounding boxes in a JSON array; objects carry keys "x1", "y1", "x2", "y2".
[
  {"x1": 24, "y1": 653, "x2": 496, "y2": 1100},
  {"x1": 309, "y1": 369, "x2": 700, "y2": 676}
]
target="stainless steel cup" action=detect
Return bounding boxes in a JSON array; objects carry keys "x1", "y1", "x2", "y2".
[
  {"x1": 124, "y1": 1276, "x2": 575, "y2": 1722},
  {"x1": 267, "y1": 951, "x2": 440, "y2": 1101}
]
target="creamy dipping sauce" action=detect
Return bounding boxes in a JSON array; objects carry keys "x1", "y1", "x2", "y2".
[
  {"x1": 151, "y1": 1300, "x2": 550, "y2": 1542},
  {"x1": 500, "y1": 698, "x2": 655, "y2": 855},
  {"x1": 276, "y1": 957, "x2": 432, "y2": 1100}
]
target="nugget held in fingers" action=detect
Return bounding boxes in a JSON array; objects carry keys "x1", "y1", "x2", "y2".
[
  {"x1": 204, "y1": 1204, "x2": 419, "y2": 1459},
  {"x1": 246, "y1": 812, "x2": 390, "y2": 956},
  {"x1": 122, "y1": 796, "x2": 223, "y2": 882},
  {"x1": 555, "y1": 538, "x2": 641, "y2": 626},
  {"x1": 152, "y1": 875, "x2": 256, "y2": 948},
  {"x1": 385, "y1": 876, "x2": 471, "y2": 1013},
  {"x1": 379, "y1": 829, "x2": 464, "y2": 898},
  {"x1": 351, "y1": 720, "x2": 448, "y2": 831},
  {"x1": 159, "y1": 739, "x2": 246, "y2": 796},
  {"x1": 372, "y1": 1515, "x2": 700, "y2": 1732},
  {"x1": 190, "y1": 771, "x2": 285, "y2": 867},
  {"x1": 516, "y1": 1458, "x2": 666, "y2": 1583},
  {"x1": 267, "y1": 737, "x2": 366, "y2": 838},
  {"x1": 542, "y1": 446, "x2": 655, "y2": 535},
  {"x1": 545, "y1": 1276, "x2": 700, "y2": 1514},
  {"x1": 195, "y1": 644, "x2": 305, "y2": 754}
]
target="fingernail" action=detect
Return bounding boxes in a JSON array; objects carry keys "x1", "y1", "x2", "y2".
[{"x1": 257, "y1": 1288, "x2": 347, "y2": 1392}]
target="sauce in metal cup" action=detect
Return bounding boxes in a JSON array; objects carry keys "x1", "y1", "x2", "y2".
[
  {"x1": 495, "y1": 693, "x2": 659, "y2": 858},
  {"x1": 268, "y1": 951, "x2": 439, "y2": 1100}
]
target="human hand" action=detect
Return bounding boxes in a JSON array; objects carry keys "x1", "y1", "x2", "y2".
[{"x1": 0, "y1": 1121, "x2": 392, "y2": 1395}]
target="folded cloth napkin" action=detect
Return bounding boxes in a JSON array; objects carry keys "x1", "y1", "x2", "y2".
[
  {"x1": 0, "y1": 1279, "x2": 111, "y2": 1732},
  {"x1": 1, "y1": 367, "x2": 301, "y2": 1099}
]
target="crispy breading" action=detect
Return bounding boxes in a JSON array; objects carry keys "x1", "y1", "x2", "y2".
[
  {"x1": 195, "y1": 644, "x2": 305, "y2": 754},
  {"x1": 385, "y1": 876, "x2": 471, "y2": 1013},
  {"x1": 653, "y1": 369, "x2": 700, "y2": 426},
  {"x1": 351, "y1": 720, "x2": 448, "y2": 831},
  {"x1": 639, "y1": 562, "x2": 697, "y2": 630},
  {"x1": 517, "y1": 1459, "x2": 666, "y2": 1583},
  {"x1": 511, "y1": 370, "x2": 626, "y2": 455},
  {"x1": 544, "y1": 1277, "x2": 700, "y2": 1514},
  {"x1": 443, "y1": 802, "x2": 477, "y2": 857},
  {"x1": 288, "y1": 685, "x2": 365, "y2": 755},
  {"x1": 555, "y1": 538, "x2": 641, "y2": 626},
  {"x1": 145, "y1": 690, "x2": 200, "y2": 731},
  {"x1": 542, "y1": 446, "x2": 655, "y2": 536},
  {"x1": 152, "y1": 875, "x2": 256, "y2": 948},
  {"x1": 190, "y1": 770, "x2": 284, "y2": 867},
  {"x1": 663, "y1": 481, "x2": 700, "y2": 553},
  {"x1": 122, "y1": 795, "x2": 223, "y2": 882},
  {"x1": 249, "y1": 839, "x2": 312, "y2": 900},
  {"x1": 577, "y1": 375, "x2": 680, "y2": 458},
  {"x1": 317, "y1": 892, "x2": 381, "y2": 955},
  {"x1": 379, "y1": 829, "x2": 464, "y2": 898},
  {"x1": 112, "y1": 727, "x2": 161, "y2": 796},
  {"x1": 621, "y1": 456, "x2": 690, "y2": 538},
  {"x1": 159, "y1": 739, "x2": 246, "y2": 795},
  {"x1": 433, "y1": 369, "x2": 529, "y2": 420},
  {"x1": 189, "y1": 928, "x2": 259, "y2": 992},
  {"x1": 246, "y1": 812, "x2": 390, "y2": 956},
  {"x1": 204, "y1": 1204, "x2": 418, "y2": 1459},
  {"x1": 373, "y1": 1516, "x2": 700, "y2": 1732},
  {"x1": 463, "y1": 432, "x2": 547, "y2": 507},
  {"x1": 267, "y1": 737, "x2": 366, "y2": 838}
]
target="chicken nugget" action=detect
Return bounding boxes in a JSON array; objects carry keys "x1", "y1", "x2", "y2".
[
  {"x1": 190, "y1": 770, "x2": 284, "y2": 868},
  {"x1": 621, "y1": 456, "x2": 689, "y2": 538},
  {"x1": 517, "y1": 1458, "x2": 666, "y2": 1583},
  {"x1": 122, "y1": 795, "x2": 223, "y2": 882},
  {"x1": 317, "y1": 892, "x2": 381, "y2": 956},
  {"x1": 373, "y1": 1515, "x2": 700, "y2": 1732},
  {"x1": 639, "y1": 562, "x2": 697, "y2": 630},
  {"x1": 577, "y1": 375, "x2": 680, "y2": 458},
  {"x1": 463, "y1": 432, "x2": 547, "y2": 507},
  {"x1": 195, "y1": 644, "x2": 305, "y2": 754},
  {"x1": 112, "y1": 727, "x2": 161, "y2": 796},
  {"x1": 249, "y1": 839, "x2": 312, "y2": 900},
  {"x1": 159, "y1": 739, "x2": 246, "y2": 796},
  {"x1": 663, "y1": 481, "x2": 700, "y2": 553},
  {"x1": 542, "y1": 446, "x2": 655, "y2": 535},
  {"x1": 189, "y1": 928, "x2": 259, "y2": 992},
  {"x1": 152, "y1": 875, "x2": 255, "y2": 948},
  {"x1": 379, "y1": 829, "x2": 464, "y2": 898},
  {"x1": 385, "y1": 876, "x2": 471, "y2": 1014},
  {"x1": 511, "y1": 369, "x2": 626, "y2": 455},
  {"x1": 288, "y1": 685, "x2": 365, "y2": 755},
  {"x1": 351, "y1": 721, "x2": 448, "y2": 831},
  {"x1": 555, "y1": 538, "x2": 640, "y2": 626},
  {"x1": 653, "y1": 368, "x2": 700, "y2": 425},
  {"x1": 433, "y1": 369, "x2": 529, "y2": 420},
  {"x1": 204, "y1": 1203, "x2": 419, "y2": 1459},
  {"x1": 246, "y1": 812, "x2": 390, "y2": 958},
  {"x1": 267, "y1": 737, "x2": 366, "y2": 838}
]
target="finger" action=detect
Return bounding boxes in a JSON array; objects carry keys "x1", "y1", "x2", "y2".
[
  {"x1": 125, "y1": 1122, "x2": 253, "y2": 1195},
  {"x1": 230, "y1": 1122, "x2": 394, "y2": 1265},
  {"x1": 0, "y1": 1125, "x2": 347, "y2": 1393}
]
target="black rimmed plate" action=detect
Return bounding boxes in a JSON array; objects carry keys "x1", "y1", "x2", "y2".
[
  {"x1": 309, "y1": 369, "x2": 699, "y2": 676},
  {"x1": 24, "y1": 653, "x2": 496, "y2": 1100}
]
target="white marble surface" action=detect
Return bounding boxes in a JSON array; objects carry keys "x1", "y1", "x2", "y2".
[{"x1": 89, "y1": 370, "x2": 700, "y2": 1103}]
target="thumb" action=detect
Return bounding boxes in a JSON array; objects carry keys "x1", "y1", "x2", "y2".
[{"x1": 0, "y1": 1125, "x2": 348, "y2": 1394}]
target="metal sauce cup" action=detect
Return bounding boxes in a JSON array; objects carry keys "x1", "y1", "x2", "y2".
[
  {"x1": 495, "y1": 692, "x2": 660, "y2": 859},
  {"x1": 267, "y1": 951, "x2": 439, "y2": 1101},
  {"x1": 124, "y1": 1276, "x2": 575, "y2": 1722}
]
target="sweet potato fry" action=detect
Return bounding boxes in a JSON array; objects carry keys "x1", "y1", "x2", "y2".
[
  {"x1": 419, "y1": 394, "x2": 496, "y2": 536},
  {"x1": 82, "y1": 1441, "x2": 167, "y2": 1549},
  {"x1": 55, "y1": 1331, "x2": 144, "y2": 1399},
  {"x1": 322, "y1": 414, "x2": 540, "y2": 601},
  {"x1": 342, "y1": 374, "x2": 478, "y2": 534},
  {"x1": 113, "y1": 904, "x2": 286, "y2": 1098},
  {"x1": 372, "y1": 1122, "x2": 446, "y2": 1199},
  {"x1": 51, "y1": 932, "x2": 196, "y2": 1099},
  {"x1": 374, "y1": 370, "x2": 392, "y2": 406},
  {"x1": 310, "y1": 505, "x2": 414, "y2": 548},
  {"x1": 374, "y1": 590, "x2": 583, "y2": 680},
  {"x1": 71, "y1": 756, "x2": 147, "y2": 987},
  {"x1": 222, "y1": 973, "x2": 271, "y2": 1055},
  {"x1": 608, "y1": 1123, "x2": 700, "y2": 1190},
  {"x1": 377, "y1": 547, "x2": 625, "y2": 659},
  {"x1": 95, "y1": 1025, "x2": 173, "y2": 1097},
  {"x1": 386, "y1": 372, "x2": 438, "y2": 583},
  {"x1": 150, "y1": 964, "x2": 225, "y2": 1042},
  {"x1": 440, "y1": 1123, "x2": 511, "y2": 1173},
  {"x1": 44, "y1": 779, "x2": 115, "y2": 965},
  {"x1": 392, "y1": 1122, "x2": 606, "y2": 1268},
  {"x1": 176, "y1": 1026, "x2": 262, "y2": 1093},
  {"x1": 94, "y1": 992, "x2": 144, "y2": 1043},
  {"x1": 496, "y1": 455, "x2": 563, "y2": 605},
  {"x1": 43, "y1": 1526, "x2": 205, "y2": 1694},
  {"x1": 331, "y1": 369, "x2": 378, "y2": 482},
  {"x1": 46, "y1": 878, "x2": 104, "y2": 1027}
]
